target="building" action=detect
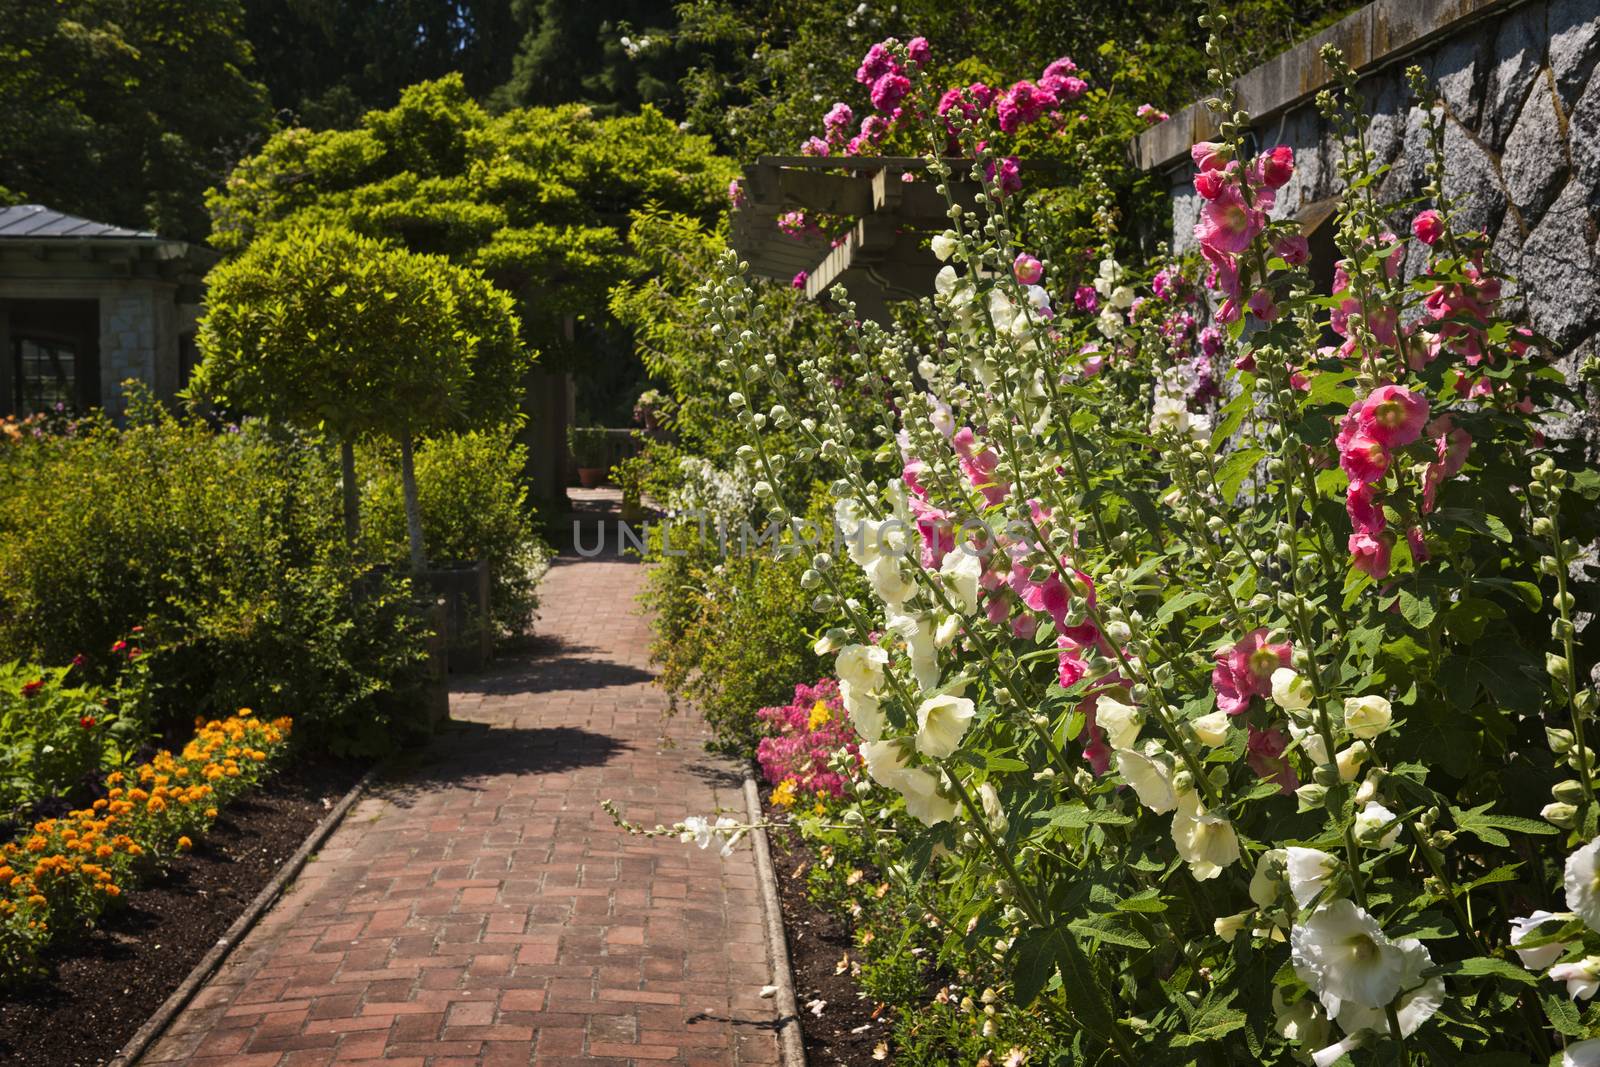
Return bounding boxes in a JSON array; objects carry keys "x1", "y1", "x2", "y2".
[{"x1": 0, "y1": 204, "x2": 215, "y2": 418}]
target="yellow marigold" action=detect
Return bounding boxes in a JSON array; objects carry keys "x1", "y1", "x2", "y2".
[
  {"x1": 95, "y1": 844, "x2": 113, "y2": 859},
  {"x1": 126, "y1": 844, "x2": 143, "y2": 857},
  {"x1": 176, "y1": 836, "x2": 193, "y2": 851},
  {"x1": 33, "y1": 820, "x2": 54, "y2": 834},
  {"x1": 108, "y1": 787, "x2": 124, "y2": 799},
  {"x1": 238, "y1": 707, "x2": 253, "y2": 717},
  {"x1": 0, "y1": 866, "x2": 11, "y2": 880},
  {"x1": 24, "y1": 836, "x2": 47, "y2": 853},
  {"x1": 146, "y1": 796, "x2": 166, "y2": 813},
  {"x1": 204, "y1": 808, "x2": 218, "y2": 819},
  {"x1": 770, "y1": 778, "x2": 798, "y2": 808},
  {"x1": 225, "y1": 767, "x2": 240, "y2": 778},
  {"x1": 106, "y1": 772, "x2": 124, "y2": 785},
  {"x1": 103, "y1": 884, "x2": 120, "y2": 897},
  {"x1": 25, "y1": 894, "x2": 45, "y2": 907},
  {"x1": 249, "y1": 750, "x2": 266, "y2": 761},
  {"x1": 93, "y1": 799, "x2": 108, "y2": 811},
  {"x1": 127, "y1": 788, "x2": 149, "y2": 803}
]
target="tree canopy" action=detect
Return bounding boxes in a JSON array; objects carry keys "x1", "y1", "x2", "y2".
[{"x1": 0, "y1": 0, "x2": 270, "y2": 239}]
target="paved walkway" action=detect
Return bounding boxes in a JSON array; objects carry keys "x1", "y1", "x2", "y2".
[{"x1": 141, "y1": 537, "x2": 781, "y2": 1066}]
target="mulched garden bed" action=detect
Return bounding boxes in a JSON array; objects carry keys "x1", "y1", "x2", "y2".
[
  {"x1": 764, "y1": 796, "x2": 898, "y2": 1066},
  {"x1": 0, "y1": 754, "x2": 366, "y2": 1067}
]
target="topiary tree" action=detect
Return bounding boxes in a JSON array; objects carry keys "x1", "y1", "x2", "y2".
[{"x1": 193, "y1": 224, "x2": 528, "y2": 569}]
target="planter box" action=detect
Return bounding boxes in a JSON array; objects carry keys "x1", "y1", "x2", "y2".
[
  {"x1": 419, "y1": 600, "x2": 450, "y2": 727},
  {"x1": 419, "y1": 560, "x2": 493, "y2": 674}
]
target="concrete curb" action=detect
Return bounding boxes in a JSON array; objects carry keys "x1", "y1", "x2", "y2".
[
  {"x1": 110, "y1": 764, "x2": 380, "y2": 1067},
  {"x1": 743, "y1": 775, "x2": 808, "y2": 1067}
]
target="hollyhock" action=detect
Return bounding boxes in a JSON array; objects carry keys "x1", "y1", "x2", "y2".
[
  {"x1": 870, "y1": 71, "x2": 911, "y2": 111},
  {"x1": 1194, "y1": 184, "x2": 1264, "y2": 254},
  {"x1": 1018, "y1": 571, "x2": 1070, "y2": 630},
  {"x1": 906, "y1": 36, "x2": 930, "y2": 66},
  {"x1": 1353, "y1": 801, "x2": 1402, "y2": 848},
  {"x1": 915, "y1": 693, "x2": 975, "y2": 758},
  {"x1": 1193, "y1": 167, "x2": 1231, "y2": 200},
  {"x1": 1287, "y1": 846, "x2": 1339, "y2": 907},
  {"x1": 1171, "y1": 792, "x2": 1240, "y2": 880},
  {"x1": 1422, "y1": 423, "x2": 1471, "y2": 511},
  {"x1": 791, "y1": 271, "x2": 808, "y2": 289},
  {"x1": 1314, "y1": 940, "x2": 1441, "y2": 1064},
  {"x1": 1345, "y1": 481, "x2": 1384, "y2": 534},
  {"x1": 1292, "y1": 900, "x2": 1408, "y2": 1016},
  {"x1": 1257, "y1": 145, "x2": 1294, "y2": 188},
  {"x1": 1412, "y1": 209, "x2": 1444, "y2": 245},
  {"x1": 836, "y1": 643, "x2": 888, "y2": 693},
  {"x1": 1405, "y1": 525, "x2": 1429, "y2": 564},
  {"x1": 1191, "y1": 141, "x2": 1230, "y2": 171},
  {"x1": 1565, "y1": 839, "x2": 1600, "y2": 931},
  {"x1": 1247, "y1": 289, "x2": 1279, "y2": 322},
  {"x1": 1117, "y1": 746, "x2": 1177, "y2": 813},
  {"x1": 1338, "y1": 432, "x2": 1390, "y2": 485},
  {"x1": 1073, "y1": 285, "x2": 1099, "y2": 312},
  {"x1": 1509, "y1": 911, "x2": 1573, "y2": 970},
  {"x1": 1198, "y1": 325, "x2": 1224, "y2": 358},
  {"x1": 1212, "y1": 628, "x2": 1292, "y2": 715},
  {"x1": 1551, "y1": 959, "x2": 1600, "y2": 1001},
  {"x1": 1274, "y1": 233, "x2": 1310, "y2": 265},
  {"x1": 1012, "y1": 253, "x2": 1043, "y2": 285},
  {"x1": 1246, "y1": 725, "x2": 1299, "y2": 794},
  {"x1": 910, "y1": 495, "x2": 955, "y2": 568},
  {"x1": 1357, "y1": 385, "x2": 1429, "y2": 448},
  {"x1": 1569, "y1": 1040, "x2": 1600, "y2": 1067},
  {"x1": 1348, "y1": 530, "x2": 1392, "y2": 579}
]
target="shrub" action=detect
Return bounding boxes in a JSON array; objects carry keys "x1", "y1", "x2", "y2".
[
  {"x1": 360, "y1": 426, "x2": 548, "y2": 638},
  {"x1": 0, "y1": 662, "x2": 127, "y2": 817}
]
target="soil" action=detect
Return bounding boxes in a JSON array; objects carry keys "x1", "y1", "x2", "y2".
[
  {"x1": 764, "y1": 797, "x2": 898, "y2": 1066},
  {"x1": 0, "y1": 755, "x2": 366, "y2": 1067}
]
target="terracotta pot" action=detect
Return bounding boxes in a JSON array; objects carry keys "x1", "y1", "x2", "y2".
[{"x1": 577, "y1": 467, "x2": 604, "y2": 489}]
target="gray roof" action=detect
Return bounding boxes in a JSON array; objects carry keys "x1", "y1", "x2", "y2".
[{"x1": 0, "y1": 204, "x2": 159, "y2": 241}]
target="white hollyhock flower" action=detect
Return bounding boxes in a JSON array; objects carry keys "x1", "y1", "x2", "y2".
[
  {"x1": 861, "y1": 739, "x2": 911, "y2": 788},
  {"x1": 1291, "y1": 900, "x2": 1407, "y2": 1018},
  {"x1": 977, "y1": 781, "x2": 1008, "y2": 836},
  {"x1": 1286, "y1": 847, "x2": 1339, "y2": 908},
  {"x1": 1271, "y1": 667, "x2": 1313, "y2": 710},
  {"x1": 930, "y1": 232, "x2": 957, "y2": 261},
  {"x1": 889, "y1": 613, "x2": 941, "y2": 692},
  {"x1": 1272, "y1": 989, "x2": 1330, "y2": 1049},
  {"x1": 890, "y1": 766, "x2": 958, "y2": 826},
  {"x1": 1509, "y1": 910, "x2": 1573, "y2": 971},
  {"x1": 1353, "y1": 801, "x2": 1402, "y2": 849},
  {"x1": 839, "y1": 680, "x2": 885, "y2": 742},
  {"x1": 1214, "y1": 910, "x2": 1250, "y2": 942},
  {"x1": 1566, "y1": 1038, "x2": 1600, "y2": 1066},
  {"x1": 1313, "y1": 940, "x2": 1442, "y2": 1066},
  {"x1": 678, "y1": 815, "x2": 713, "y2": 848},
  {"x1": 1250, "y1": 848, "x2": 1288, "y2": 908},
  {"x1": 713, "y1": 815, "x2": 742, "y2": 856},
  {"x1": 1150, "y1": 393, "x2": 1190, "y2": 435},
  {"x1": 934, "y1": 264, "x2": 959, "y2": 297},
  {"x1": 835, "y1": 644, "x2": 887, "y2": 693},
  {"x1": 1116, "y1": 747, "x2": 1176, "y2": 814},
  {"x1": 1171, "y1": 792, "x2": 1239, "y2": 880},
  {"x1": 1565, "y1": 838, "x2": 1600, "y2": 932},
  {"x1": 934, "y1": 614, "x2": 961, "y2": 648},
  {"x1": 1288, "y1": 720, "x2": 1329, "y2": 766},
  {"x1": 940, "y1": 547, "x2": 983, "y2": 613},
  {"x1": 1095, "y1": 695, "x2": 1142, "y2": 751},
  {"x1": 865, "y1": 554, "x2": 916, "y2": 609},
  {"x1": 1550, "y1": 957, "x2": 1600, "y2": 1000},
  {"x1": 834, "y1": 499, "x2": 879, "y2": 566},
  {"x1": 1343, "y1": 695, "x2": 1393, "y2": 740},
  {"x1": 915, "y1": 693, "x2": 975, "y2": 758},
  {"x1": 1190, "y1": 709, "x2": 1230, "y2": 747},
  {"x1": 1334, "y1": 741, "x2": 1367, "y2": 781}
]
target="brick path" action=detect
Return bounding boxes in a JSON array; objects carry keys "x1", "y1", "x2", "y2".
[{"x1": 141, "y1": 539, "x2": 782, "y2": 1066}]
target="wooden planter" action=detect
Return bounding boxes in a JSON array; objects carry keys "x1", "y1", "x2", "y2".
[{"x1": 418, "y1": 560, "x2": 493, "y2": 674}]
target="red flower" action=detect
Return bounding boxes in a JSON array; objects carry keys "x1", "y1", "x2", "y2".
[
  {"x1": 70, "y1": 653, "x2": 86, "y2": 668},
  {"x1": 111, "y1": 640, "x2": 127, "y2": 654},
  {"x1": 21, "y1": 679, "x2": 44, "y2": 698},
  {"x1": 80, "y1": 716, "x2": 96, "y2": 729}
]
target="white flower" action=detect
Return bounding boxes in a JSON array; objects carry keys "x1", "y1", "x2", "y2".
[
  {"x1": 977, "y1": 781, "x2": 1009, "y2": 836},
  {"x1": 1288, "y1": 720, "x2": 1329, "y2": 766},
  {"x1": 861, "y1": 739, "x2": 911, "y2": 788},
  {"x1": 934, "y1": 264, "x2": 959, "y2": 297},
  {"x1": 1550, "y1": 957, "x2": 1600, "y2": 1000},
  {"x1": 1335, "y1": 741, "x2": 1367, "y2": 781},
  {"x1": 865, "y1": 554, "x2": 916, "y2": 608},
  {"x1": 1353, "y1": 801, "x2": 1402, "y2": 849},
  {"x1": 1286, "y1": 847, "x2": 1339, "y2": 908},
  {"x1": 1291, "y1": 899, "x2": 1408, "y2": 1018},
  {"x1": 1095, "y1": 695, "x2": 1142, "y2": 751},
  {"x1": 835, "y1": 644, "x2": 887, "y2": 693},
  {"x1": 1313, "y1": 939, "x2": 1441, "y2": 1065},
  {"x1": 714, "y1": 815, "x2": 742, "y2": 856},
  {"x1": 1214, "y1": 910, "x2": 1251, "y2": 942},
  {"x1": 940, "y1": 547, "x2": 982, "y2": 613},
  {"x1": 934, "y1": 614, "x2": 961, "y2": 648},
  {"x1": 1566, "y1": 1038, "x2": 1600, "y2": 1066},
  {"x1": 1509, "y1": 910, "x2": 1573, "y2": 971},
  {"x1": 1565, "y1": 839, "x2": 1600, "y2": 932},
  {"x1": 1115, "y1": 747, "x2": 1176, "y2": 814},
  {"x1": 1273, "y1": 989, "x2": 1329, "y2": 1049},
  {"x1": 1271, "y1": 667, "x2": 1313, "y2": 710},
  {"x1": 678, "y1": 815, "x2": 713, "y2": 848},
  {"x1": 1190, "y1": 709, "x2": 1230, "y2": 747},
  {"x1": 1343, "y1": 695, "x2": 1393, "y2": 740},
  {"x1": 930, "y1": 232, "x2": 957, "y2": 261},
  {"x1": 1250, "y1": 848, "x2": 1288, "y2": 908},
  {"x1": 840, "y1": 680, "x2": 885, "y2": 741},
  {"x1": 892, "y1": 766, "x2": 958, "y2": 825},
  {"x1": 1150, "y1": 393, "x2": 1190, "y2": 436},
  {"x1": 1171, "y1": 792, "x2": 1239, "y2": 880},
  {"x1": 1109, "y1": 284, "x2": 1136, "y2": 310},
  {"x1": 915, "y1": 693, "x2": 975, "y2": 758},
  {"x1": 889, "y1": 612, "x2": 941, "y2": 692}
]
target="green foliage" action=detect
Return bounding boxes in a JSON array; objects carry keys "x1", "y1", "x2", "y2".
[
  {"x1": 0, "y1": 662, "x2": 127, "y2": 817},
  {"x1": 359, "y1": 426, "x2": 548, "y2": 637},
  {"x1": 0, "y1": 0, "x2": 269, "y2": 239},
  {"x1": 567, "y1": 426, "x2": 609, "y2": 468},
  {"x1": 195, "y1": 223, "x2": 530, "y2": 441},
  {"x1": 0, "y1": 404, "x2": 428, "y2": 757}
]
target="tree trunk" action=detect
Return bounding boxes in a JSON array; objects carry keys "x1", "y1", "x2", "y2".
[
  {"x1": 399, "y1": 432, "x2": 426, "y2": 572},
  {"x1": 340, "y1": 439, "x2": 360, "y2": 545}
]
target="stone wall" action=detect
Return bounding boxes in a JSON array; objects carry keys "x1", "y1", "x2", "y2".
[{"x1": 1162, "y1": 0, "x2": 1600, "y2": 367}]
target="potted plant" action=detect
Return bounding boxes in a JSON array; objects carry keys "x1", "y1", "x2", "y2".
[{"x1": 568, "y1": 426, "x2": 608, "y2": 488}]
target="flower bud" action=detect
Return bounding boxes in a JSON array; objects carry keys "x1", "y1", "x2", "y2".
[
  {"x1": 1295, "y1": 782, "x2": 1328, "y2": 810},
  {"x1": 1543, "y1": 802, "x2": 1579, "y2": 828},
  {"x1": 1549, "y1": 654, "x2": 1574, "y2": 686},
  {"x1": 1548, "y1": 726, "x2": 1577, "y2": 753},
  {"x1": 1553, "y1": 779, "x2": 1587, "y2": 804}
]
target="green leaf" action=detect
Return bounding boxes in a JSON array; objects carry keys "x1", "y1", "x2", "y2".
[
  {"x1": 1069, "y1": 914, "x2": 1152, "y2": 950},
  {"x1": 1045, "y1": 804, "x2": 1135, "y2": 829},
  {"x1": 1114, "y1": 889, "x2": 1169, "y2": 913},
  {"x1": 1169, "y1": 994, "x2": 1248, "y2": 1047},
  {"x1": 1396, "y1": 587, "x2": 1436, "y2": 630},
  {"x1": 985, "y1": 756, "x2": 1029, "y2": 773},
  {"x1": 1214, "y1": 447, "x2": 1264, "y2": 503},
  {"x1": 1010, "y1": 927, "x2": 1120, "y2": 1044},
  {"x1": 1431, "y1": 957, "x2": 1537, "y2": 986},
  {"x1": 1542, "y1": 991, "x2": 1585, "y2": 1036}
]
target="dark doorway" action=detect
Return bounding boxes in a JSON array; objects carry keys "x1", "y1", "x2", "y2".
[{"x1": 0, "y1": 298, "x2": 100, "y2": 415}]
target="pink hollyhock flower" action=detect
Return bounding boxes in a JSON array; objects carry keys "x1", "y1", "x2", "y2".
[
  {"x1": 1232, "y1": 350, "x2": 1257, "y2": 372},
  {"x1": 1194, "y1": 184, "x2": 1264, "y2": 254},
  {"x1": 1247, "y1": 289, "x2": 1279, "y2": 322},
  {"x1": 1216, "y1": 296, "x2": 1242, "y2": 325},
  {"x1": 951, "y1": 425, "x2": 978, "y2": 457},
  {"x1": 1082, "y1": 352, "x2": 1105, "y2": 377},
  {"x1": 1274, "y1": 234, "x2": 1310, "y2": 266},
  {"x1": 1136, "y1": 103, "x2": 1169, "y2": 124},
  {"x1": 1191, "y1": 141, "x2": 1230, "y2": 171},
  {"x1": 906, "y1": 36, "x2": 931, "y2": 67},
  {"x1": 1358, "y1": 384, "x2": 1429, "y2": 447},
  {"x1": 1020, "y1": 572, "x2": 1071, "y2": 630},
  {"x1": 728, "y1": 178, "x2": 746, "y2": 207},
  {"x1": 902, "y1": 457, "x2": 927, "y2": 497},
  {"x1": 1412, "y1": 209, "x2": 1444, "y2": 245},
  {"x1": 1339, "y1": 432, "x2": 1390, "y2": 485},
  {"x1": 1212, "y1": 629, "x2": 1293, "y2": 715},
  {"x1": 1349, "y1": 530, "x2": 1392, "y2": 579},
  {"x1": 791, "y1": 271, "x2": 808, "y2": 289},
  {"x1": 1421, "y1": 422, "x2": 1472, "y2": 512},
  {"x1": 801, "y1": 136, "x2": 830, "y2": 157},
  {"x1": 1013, "y1": 253, "x2": 1044, "y2": 285},
  {"x1": 1199, "y1": 325, "x2": 1223, "y2": 358},
  {"x1": 1257, "y1": 145, "x2": 1294, "y2": 189},
  {"x1": 1247, "y1": 725, "x2": 1299, "y2": 794},
  {"x1": 1080, "y1": 700, "x2": 1112, "y2": 775},
  {"x1": 986, "y1": 156, "x2": 1022, "y2": 195},
  {"x1": 1012, "y1": 613, "x2": 1037, "y2": 640},
  {"x1": 870, "y1": 72, "x2": 911, "y2": 111},
  {"x1": 856, "y1": 42, "x2": 897, "y2": 85},
  {"x1": 1074, "y1": 285, "x2": 1099, "y2": 312},
  {"x1": 1345, "y1": 481, "x2": 1385, "y2": 534},
  {"x1": 1406, "y1": 526, "x2": 1430, "y2": 564},
  {"x1": 1057, "y1": 635, "x2": 1088, "y2": 688},
  {"x1": 1193, "y1": 167, "x2": 1230, "y2": 200},
  {"x1": 910, "y1": 496, "x2": 955, "y2": 569}
]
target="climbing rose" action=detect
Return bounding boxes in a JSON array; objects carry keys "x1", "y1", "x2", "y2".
[
  {"x1": 791, "y1": 271, "x2": 808, "y2": 289},
  {"x1": 906, "y1": 36, "x2": 930, "y2": 66},
  {"x1": 856, "y1": 42, "x2": 897, "y2": 85},
  {"x1": 987, "y1": 156, "x2": 1022, "y2": 195},
  {"x1": 1412, "y1": 209, "x2": 1445, "y2": 245},
  {"x1": 1012, "y1": 253, "x2": 1043, "y2": 285},
  {"x1": 870, "y1": 72, "x2": 911, "y2": 111},
  {"x1": 1136, "y1": 103, "x2": 1169, "y2": 124},
  {"x1": 801, "y1": 136, "x2": 829, "y2": 157},
  {"x1": 1212, "y1": 629, "x2": 1292, "y2": 715},
  {"x1": 1358, "y1": 385, "x2": 1430, "y2": 448}
]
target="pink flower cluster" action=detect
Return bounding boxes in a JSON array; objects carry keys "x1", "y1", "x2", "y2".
[
  {"x1": 1335, "y1": 384, "x2": 1446, "y2": 579},
  {"x1": 1191, "y1": 141, "x2": 1295, "y2": 324},
  {"x1": 995, "y1": 56, "x2": 1086, "y2": 134},
  {"x1": 755, "y1": 679, "x2": 859, "y2": 799},
  {"x1": 1213, "y1": 630, "x2": 1299, "y2": 793},
  {"x1": 1136, "y1": 103, "x2": 1169, "y2": 125}
]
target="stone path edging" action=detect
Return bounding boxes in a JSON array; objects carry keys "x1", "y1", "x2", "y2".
[
  {"x1": 741, "y1": 776, "x2": 806, "y2": 1067},
  {"x1": 115, "y1": 766, "x2": 380, "y2": 1067}
]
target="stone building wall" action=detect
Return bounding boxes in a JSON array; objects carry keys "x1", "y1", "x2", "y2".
[{"x1": 1158, "y1": 0, "x2": 1600, "y2": 365}]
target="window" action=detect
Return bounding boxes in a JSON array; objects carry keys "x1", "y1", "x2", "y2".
[{"x1": 12, "y1": 336, "x2": 79, "y2": 415}]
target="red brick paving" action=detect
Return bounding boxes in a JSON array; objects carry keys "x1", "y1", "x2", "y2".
[{"x1": 142, "y1": 543, "x2": 781, "y2": 1066}]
